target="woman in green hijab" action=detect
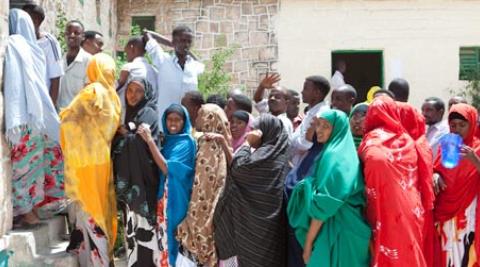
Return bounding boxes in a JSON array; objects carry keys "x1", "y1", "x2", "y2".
[
  {"x1": 350, "y1": 103, "x2": 369, "y2": 149},
  {"x1": 287, "y1": 109, "x2": 371, "y2": 267}
]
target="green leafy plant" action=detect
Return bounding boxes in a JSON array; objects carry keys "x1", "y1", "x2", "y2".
[
  {"x1": 453, "y1": 71, "x2": 480, "y2": 110},
  {"x1": 198, "y1": 45, "x2": 238, "y2": 97},
  {"x1": 55, "y1": 3, "x2": 68, "y2": 53}
]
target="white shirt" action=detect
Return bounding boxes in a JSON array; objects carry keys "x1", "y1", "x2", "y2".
[
  {"x1": 120, "y1": 56, "x2": 158, "y2": 92},
  {"x1": 38, "y1": 33, "x2": 64, "y2": 89},
  {"x1": 331, "y1": 70, "x2": 345, "y2": 90},
  {"x1": 145, "y1": 39, "x2": 205, "y2": 124},
  {"x1": 426, "y1": 120, "x2": 450, "y2": 159},
  {"x1": 290, "y1": 100, "x2": 330, "y2": 165},
  {"x1": 57, "y1": 48, "x2": 91, "y2": 110},
  {"x1": 254, "y1": 99, "x2": 294, "y2": 137}
]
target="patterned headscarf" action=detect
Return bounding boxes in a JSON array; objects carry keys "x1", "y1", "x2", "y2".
[{"x1": 177, "y1": 104, "x2": 232, "y2": 267}]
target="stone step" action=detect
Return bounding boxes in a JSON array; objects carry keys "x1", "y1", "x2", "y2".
[
  {"x1": 38, "y1": 241, "x2": 78, "y2": 267},
  {"x1": 5, "y1": 216, "x2": 75, "y2": 267},
  {"x1": 47, "y1": 215, "x2": 68, "y2": 243},
  {"x1": 114, "y1": 256, "x2": 128, "y2": 267},
  {"x1": 8, "y1": 240, "x2": 77, "y2": 267},
  {"x1": 7, "y1": 222, "x2": 49, "y2": 257}
]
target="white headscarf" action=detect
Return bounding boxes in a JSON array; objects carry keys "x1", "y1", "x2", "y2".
[{"x1": 4, "y1": 9, "x2": 59, "y2": 143}]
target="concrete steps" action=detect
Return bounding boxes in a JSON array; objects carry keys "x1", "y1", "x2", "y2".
[
  {"x1": 1, "y1": 215, "x2": 78, "y2": 267},
  {"x1": 0, "y1": 215, "x2": 129, "y2": 266},
  {"x1": 114, "y1": 256, "x2": 128, "y2": 267}
]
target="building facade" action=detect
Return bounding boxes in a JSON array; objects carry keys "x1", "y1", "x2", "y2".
[
  {"x1": 9, "y1": 0, "x2": 118, "y2": 53},
  {"x1": 117, "y1": 0, "x2": 280, "y2": 94},
  {"x1": 117, "y1": 0, "x2": 480, "y2": 107},
  {"x1": 276, "y1": 0, "x2": 480, "y2": 107}
]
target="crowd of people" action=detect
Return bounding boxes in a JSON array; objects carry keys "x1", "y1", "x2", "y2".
[{"x1": 4, "y1": 4, "x2": 480, "y2": 267}]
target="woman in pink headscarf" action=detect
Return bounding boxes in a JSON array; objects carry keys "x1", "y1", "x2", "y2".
[{"x1": 230, "y1": 110, "x2": 253, "y2": 152}]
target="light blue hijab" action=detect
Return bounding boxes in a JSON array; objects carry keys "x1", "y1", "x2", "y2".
[
  {"x1": 159, "y1": 104, "x2": 196, "y2": 266},
  {"x1": 4, "y1": 9, "x2": 59, "y2": 143}
]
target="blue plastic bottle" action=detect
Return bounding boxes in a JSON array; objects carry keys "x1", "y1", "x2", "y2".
[{"x1": 440, "y1": 133, "x2": 463, "y2": 168}]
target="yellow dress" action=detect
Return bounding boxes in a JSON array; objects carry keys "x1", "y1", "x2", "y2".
[{"x1": 60, "y1": 53, "x2": 121, "y2": 258}]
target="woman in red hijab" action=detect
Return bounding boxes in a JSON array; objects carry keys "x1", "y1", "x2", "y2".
[
  {"x1": 398, "y1": 102, "x2": 435, "y2": 267},
  {"x1": 359, "y1": 97, "x2": 427, "y2": 267},
  {"x1": 434, "y1": 103, "x2": 480, "y2": 267}
]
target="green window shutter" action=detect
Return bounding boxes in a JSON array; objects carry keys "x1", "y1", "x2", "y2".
[{"x1": 460, "y1": 47, "x2": 480, "y2": 80}]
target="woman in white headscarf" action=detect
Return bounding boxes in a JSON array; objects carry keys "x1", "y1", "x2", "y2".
[{"x1": 4, "y1": 9, "x2": 64, "y2": 227}]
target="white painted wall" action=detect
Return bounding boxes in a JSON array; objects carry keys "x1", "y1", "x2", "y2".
[{"x1": 276, "y1": 0, "x2": 480, "y2": 108}]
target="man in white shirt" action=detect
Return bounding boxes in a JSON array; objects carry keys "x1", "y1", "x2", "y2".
[
  {"x1": 144, "y1": 26, "x2": 205, "y2": 124},
  {"x1": 422, "y1": 97, "x2": 449, "y2": 158},
  {"x1": 23, "y1": 4, "x2": 64, "y2": 104},
  {"x1": 290, "y1": 75, "x2": 331, "y2": 165},
  {"x1": 331, "y1": 60, "x2": 346, "y2": 90},
  {"x1": 57, "y1": 20, "x2": 91, "y2": 110},
  {"x1": 253, "y1": 73, "x2": 294, "y2": 137}
]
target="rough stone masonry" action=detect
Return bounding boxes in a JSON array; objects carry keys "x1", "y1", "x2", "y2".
[{"x1": 117, "y1": 0, "x2": 280, "y2": 95}]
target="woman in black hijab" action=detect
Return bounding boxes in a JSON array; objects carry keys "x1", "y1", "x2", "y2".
[
  {"x1": 112, "y1": 77, "x2": 160, "y2": 267},
  {"x1": 214, "y1": 114, "x2": 289, "y2": 267}
]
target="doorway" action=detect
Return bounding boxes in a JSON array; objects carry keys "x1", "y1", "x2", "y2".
[
  {"x1": 331, "y1": 50, "x2": 384, "y2": 103},
  {"x1": 9, "y1": 0, "x2": 31, "y2": 9}
]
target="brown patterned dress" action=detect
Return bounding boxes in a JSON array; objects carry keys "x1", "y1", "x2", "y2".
[{"x1": 177, "y1": 104, "x2": 232, "y2": 267}]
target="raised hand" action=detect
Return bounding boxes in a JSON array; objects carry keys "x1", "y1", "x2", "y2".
[{"x1": 259, "y1": 72, "x2": 281, "y2": 90}]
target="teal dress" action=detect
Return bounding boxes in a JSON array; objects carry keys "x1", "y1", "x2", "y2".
[
  {"x1": 287, "y1": 109, "x2": 371, "y2": 267},
  {"x1": 158, "y1": 104, "x2": 196, "y2": 266}
]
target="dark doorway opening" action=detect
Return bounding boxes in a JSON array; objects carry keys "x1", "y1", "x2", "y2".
[
  {"x1": 9, "y1": 0, "x2": 33, "y2": 9},
  {"x1": 331, "y1": 50, "x2": 383, "y2": 103}
]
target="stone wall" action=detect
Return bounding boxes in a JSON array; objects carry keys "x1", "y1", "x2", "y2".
[
  {"x1": 117, "y1": 0, "x2": 280, "y2": 95},
  {"x1": 0, "y1": 0, "x2": 13, "y2": 239},
  {"x1": 11, "y1": 0, "x2": 118, "y2": 53}
]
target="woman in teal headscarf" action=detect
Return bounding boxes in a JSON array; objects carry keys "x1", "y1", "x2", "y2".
[
  {"x1": 138, "y1": 104, "x2": 196, "y2": 266},
  {"x1": 350, "y1": 103, "x2": 369, "y2": 149},
  {"x1": 287, "y1": 109, "x2": 370, "y2": 267}
]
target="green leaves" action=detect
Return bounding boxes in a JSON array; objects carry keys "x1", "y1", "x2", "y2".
[
  {"x1": 198, "y1": 45, "x2": 238, "y2": 97},
  {"x1": 55, "y1": 4, "x2": 68, "y2": 54}
]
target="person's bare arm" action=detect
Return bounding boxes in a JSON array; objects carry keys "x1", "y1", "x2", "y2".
[
  {"x1": 49, "y1": 77, "x2": 60, "y2": 104},
  {"x1": 303, "y1": 219, "x2": 323, "y2": 264},
  {"x1": 137, "y1": 124, "x2": 168, "y2": 175},
  {"x1": 117, "y1": 70, "x2": 129, "y2": 91},
  {"x1": 144, "y1": 30, "x2": 198, "y2": 61},
  {"x1": 254, "y1": 73, "x2": 281, "y2": 103},
  {"x1": 144, "y1": 30, "x2": 173, "y2": 47}
]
